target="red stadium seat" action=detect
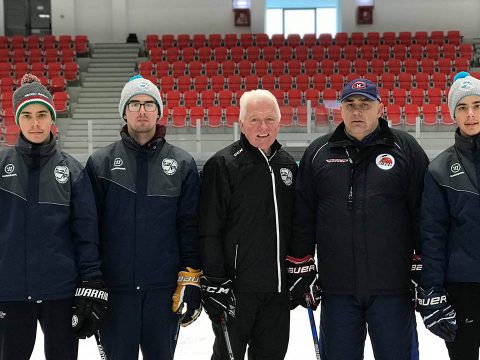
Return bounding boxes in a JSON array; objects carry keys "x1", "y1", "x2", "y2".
[
  {"x1": 422, "y1": 104, "x2": 438, "y2": 125},
  {"x1": 225, "y1": 106, "x2": 240, "y2": 127},
  {"x1": 404, "y1": 104, "x2": 420, "y2": 125},
  {"x1": 255, "y1": 33, "x2": 269, "y2": 48},
  {"x1": 382, "y1": 32, "x2": 396, "y2": 46},
  {"x1": 385, "y1": 105, "x2": 402, "y2": 126},
  {"x1": 207, "y1": 106, "x2": 223, "y2": 127},
  {"x1": 171, "y1": 107, "x2": 187, "y2": 127}
]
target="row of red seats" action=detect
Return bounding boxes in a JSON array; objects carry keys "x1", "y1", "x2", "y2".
[
  {"x1": 0, "y1": 35, "x2": 88, "y2": 55},
  {"x1": 145, "y1": 30, "x2": 463, "y2": 51},
  {"x1": 149, "y1": 87, "x2": 448, "y2": 109},
  {"x1": 0, "y1": 48, "x2": 77, "y2": 64},
  {"x1": 0, "y1": 62, "x2": 78, "y2": 82},
  {"x1": 158, "y1": 104, "x2": 454, "y2": 129},
  {"x1": 139, "y1": 58, "x2": 470, "y2": 77},
  {"x1": 140, "y1": 72, "x2": 455, "y2": 93},
  {"x1": 149, "y1": 43, "x2": 473, "y2": 63}
]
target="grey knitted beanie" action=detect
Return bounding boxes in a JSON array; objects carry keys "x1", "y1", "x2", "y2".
[
  {"x1": 118, "y1": 75, "x2": 163, "y2": 120},
  {"x1": 448, "y1": 72, "x2": 480, "y2": 119}
]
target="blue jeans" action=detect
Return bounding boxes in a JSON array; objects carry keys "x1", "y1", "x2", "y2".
[{"x1": 320, "y1": 294, "x2": 419, "y2": 360}]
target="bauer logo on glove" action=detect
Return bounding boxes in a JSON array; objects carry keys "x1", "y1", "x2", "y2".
[{"x1": 172, "y1": 267, "x2": 202, "y2": 327}]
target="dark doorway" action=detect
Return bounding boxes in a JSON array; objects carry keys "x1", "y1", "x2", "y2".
[{"x1": 4, "y1": 0, "x2": 51, "y2": 36}]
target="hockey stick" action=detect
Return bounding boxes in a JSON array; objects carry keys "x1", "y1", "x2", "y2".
[
  {"x1": 305, "y1": 297, "x2": 322, "y2": 360},
  {"x1": 94, "y1": 330, "x2": 107, "y2": 360},
  {"x1": 220, "y1": 312, "x2": 235, "y2": 360}
]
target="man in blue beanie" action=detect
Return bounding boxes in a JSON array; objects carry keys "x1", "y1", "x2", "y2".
[
  {"x1": 85, "y1": 75, "x2": 202, "y2": 359},
  {"x1": 418, "y1": 71, "x2": 480, "y2": 359}
]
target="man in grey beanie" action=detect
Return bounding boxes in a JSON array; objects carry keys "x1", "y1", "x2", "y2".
[
  {"x1": 85, "y1": 75, "x2": 202, "y2": 360},
  {"x1": 418, "y1": 71, "x2": 480, "y2": 359}
]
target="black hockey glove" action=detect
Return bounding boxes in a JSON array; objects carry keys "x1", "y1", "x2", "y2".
[
  {"x1": 72, "y1": 279, "x2": 109, "y2": 339},
  {"x1": 286, "y1": 255, "x2": 321, "y2": 310},
  {"x1": 200, "y1": 275, "x2": 236, "y2": 322},
  {"x1": 417, "y1": 287, "x2": 457, "y2": 342},
  {"x1": 172, "y1": 267, "x2": 202, "y2": 327},
  {"x1": 410, "y1": 254, "x2": 422, "y2": 307}
]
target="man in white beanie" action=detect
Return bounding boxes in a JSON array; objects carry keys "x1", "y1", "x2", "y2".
[
  {"x1": 85, "y1": 75, "x2": 202, "y2": 359},
  {"x1": 418, "y1": 71, "x2": 480, "y2": 359}
]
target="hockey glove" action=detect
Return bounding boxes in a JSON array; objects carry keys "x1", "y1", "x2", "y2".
[
  {"x1": 72, "y1": 279, "x2": 109, "y2": 339},
  {"x1": 417, "y1": 287, "x2": 457, "y2": 342},
  {"x1": 410, "y1": 254, "x2": 422, "y2": 306},
  {"x1": 200, "y1": 275, "x2": 236, "y2": 322},
  {"x1": 286, "y1": 255, "x2": 321, "y2": 310},
  {"x1": 172, "y1": 267, "x2": 202, "y2": 327}
]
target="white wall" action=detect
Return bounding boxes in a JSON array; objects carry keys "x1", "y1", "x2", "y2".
[
  {"x1": 47, "y1": 0, "x2": 479, "y2": 42},
  {"x1": 341, "y1": 0, "x2": 480, "y2": 39},
  {"x1": 48, "y1": 0, "x2": 265, "y2": 43}
]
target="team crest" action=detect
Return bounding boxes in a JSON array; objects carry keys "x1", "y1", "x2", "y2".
[
  {"x1": 162, "y1": 158, "x2": 178, "y2": 175},
  {"x1": 375, "y1": 154, "x2": 395, "y2": 170},
  {"x1": 280, "y1": 168, "x2": 293, "y2": 186},
  {"x1": 54, "y1": 166, "x2": 69, "y2": 184},
  {"x1": 72, "y1": 315, "x2": 78, "y2": 327}
]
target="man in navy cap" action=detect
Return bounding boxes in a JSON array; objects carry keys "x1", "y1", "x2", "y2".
[{"x1": 286, "y1": 79, "x2": 429, "y2": 359}]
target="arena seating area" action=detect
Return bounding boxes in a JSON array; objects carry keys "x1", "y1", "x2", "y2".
[
  {"x1": 0, "y1": 30, "x2": 477, "y2": 150},
  {"x1": 0, "y1": 35, "x2": 86, "y2": 146},
  {"x1": 138, "y1": 31, "x2": 474, "y2": 129}
]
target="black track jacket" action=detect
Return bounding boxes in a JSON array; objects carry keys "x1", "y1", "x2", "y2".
[{"x1": 199, "y1": 134, "x2": 297, "y2": 293}]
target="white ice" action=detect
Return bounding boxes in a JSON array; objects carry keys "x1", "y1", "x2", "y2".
[{"x1": 31, "y1": 308, "x2": 449, "y2": 359}]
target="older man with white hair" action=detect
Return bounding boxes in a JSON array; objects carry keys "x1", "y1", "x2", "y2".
[{"x1": 199, "y1": 89, "x2": 298, "y2": 360}]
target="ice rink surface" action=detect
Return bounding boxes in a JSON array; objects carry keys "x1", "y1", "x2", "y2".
[{"x1": 31, "y1": 307, "x2": 449, "y2": 359}]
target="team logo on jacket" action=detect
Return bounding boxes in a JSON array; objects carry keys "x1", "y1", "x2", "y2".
[
  {"x1": 0, "y1": 310, "x2": 6, "y2": 319},
  {"x1": 54, "y1": 166, "x2": 69, "y2": 184},
  {"x1": 2, "y1": 163, "x2": 17, "y2": 178},
  {"x1": 280, "y1": 168, "x2": 293, "y2": 186},
  {"x1": 162, "y1": 158, "x2": 178, "y2": 175},
  {"x1": 375, "y1": 154, "x2": 395, "y2": 170},
  {"x1": 111, "y1": 157, "x2": 126, "y2": 171},
  {"x1": 72, "y1": 315, "x2": 78, "y2": 327}
]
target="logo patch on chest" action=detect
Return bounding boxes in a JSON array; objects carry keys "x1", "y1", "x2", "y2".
[
  {"x1": 111, "y1": 157, "x2": 126, "y2": 171},
  {"x1": 162, "y1": 158, "x2": 178, "y2": 175},
  {"x1": 54, "y1": 166, "x2": 69, "y2": 184},
  {"x1": 375, "y1": 154, "x2": 395, "y2": 170},
  {"x1": 280, "y1": 168, "x2": 293, "y2": 186},
  {"x1": 2, "y1": 163, "x2": 17, "y2": 178}
]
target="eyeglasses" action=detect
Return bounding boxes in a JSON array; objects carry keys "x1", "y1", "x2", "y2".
[{"x1": 127, "y1": 101, "x2": 157, "y2": 112}]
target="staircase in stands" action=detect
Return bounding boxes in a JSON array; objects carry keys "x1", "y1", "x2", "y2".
[{"x1": 61, "y1": 43, "x2": 141, "y2": 159}]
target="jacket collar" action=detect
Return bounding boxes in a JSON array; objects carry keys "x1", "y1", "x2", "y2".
[
  {"x1": 239, "y1": 133, "x2": 282, "y2": 159},
  {"x1": 328, "y1": 118, "x2": 396, "y2": 148},
  {"x1": 16, "y1": 132, "x2": 57, "y2": 167},
  {"x1": 454, "y1": 128, "x2": 480, "y2": 157},
  {"x1": 120, "y1": 124, "x2": 166, "y2": 152}
]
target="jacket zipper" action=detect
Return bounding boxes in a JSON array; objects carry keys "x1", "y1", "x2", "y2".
[
  {"x1": 259, "y1": 149, "x2": 282, "y2": 293},
  {"x1": 234, "y1": 244, "x2": 238, "y2": 279}
]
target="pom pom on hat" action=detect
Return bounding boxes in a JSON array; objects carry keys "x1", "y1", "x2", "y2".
[
  {"x1": 448, "y1": 72, "x2": 480, "y2": 119},
  {"x1": 13, "y1": 74, "x2": 56, "y2": 124}
]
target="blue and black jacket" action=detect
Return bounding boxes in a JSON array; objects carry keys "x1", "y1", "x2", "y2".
[
  {"x1": 0, "y1": 134, "x2": 101, "y2": 301},
  {"x1": 85, "y1": 125, "x2": 201, "y2": 291},
  {"x1": 421, "y1": 129, "x2": 480, "y2": 289}
]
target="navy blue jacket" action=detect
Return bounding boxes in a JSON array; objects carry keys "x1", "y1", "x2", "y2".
[
  {"x1": 291, "y1": 119, "x2": 429, "y2": 296},
  {"x1": 0, "y1": 134, "x2": 101, "y2": 301},
  {"x1": 85, "y1": 126, "x2": 201, "y2": 291},
  {"x1": 421, "y1": 130, "x2": 480, "y2": 289}
]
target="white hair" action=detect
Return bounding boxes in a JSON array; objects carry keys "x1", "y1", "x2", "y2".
[{"x1": 238, "y1": 89, "x2": 281, "y2": 122}]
